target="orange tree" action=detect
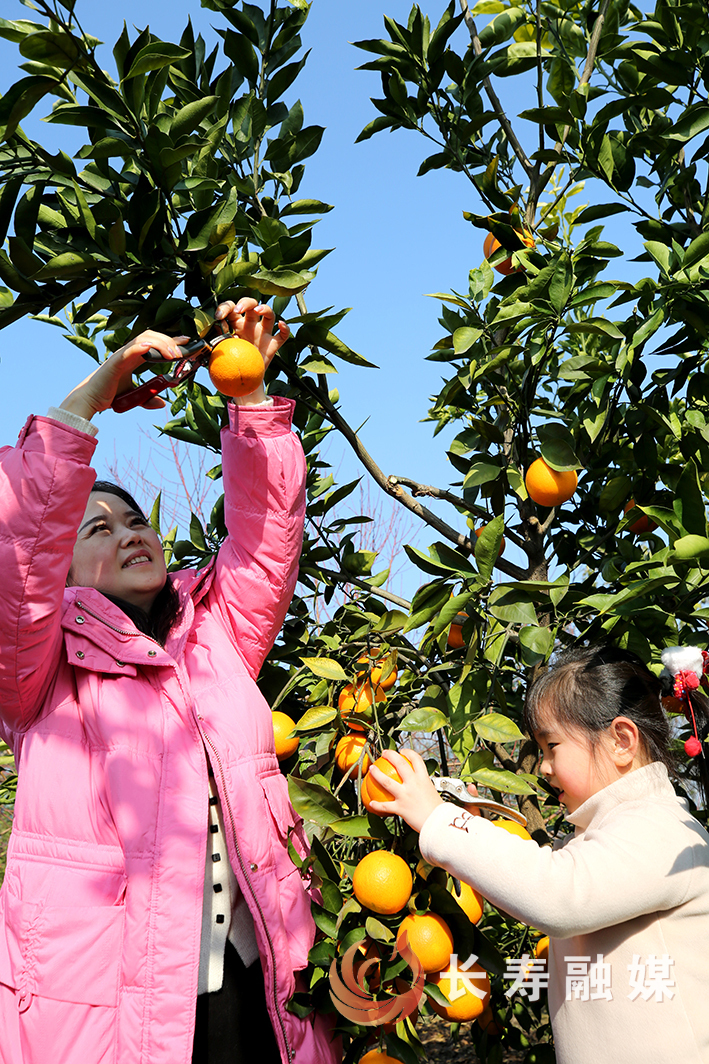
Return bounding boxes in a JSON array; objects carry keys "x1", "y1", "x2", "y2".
[{"x1": 1, "y1": 1, "x2": 709, "y2": 1062}]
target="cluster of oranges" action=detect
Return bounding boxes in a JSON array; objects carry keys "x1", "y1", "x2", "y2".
[{"x1": 349, "y1": 820, "x2": 533, "y2": 1045}]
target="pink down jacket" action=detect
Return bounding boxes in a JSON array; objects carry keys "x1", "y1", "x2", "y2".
[{"x1": 0, "y1": 399, "x2": 339, "y2": 1064}]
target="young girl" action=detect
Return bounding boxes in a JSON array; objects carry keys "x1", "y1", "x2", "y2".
[
  {"x1": 369, "y1": 645, "x2": 709, "y2": 1064},
  {"x1": 0, "y1": 299, "x2": 339, "y2": 1064}
]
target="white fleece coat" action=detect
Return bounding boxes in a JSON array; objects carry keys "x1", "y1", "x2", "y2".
[{"x1": 419, "y1": 763, "x2": 709, "y2": 1064}]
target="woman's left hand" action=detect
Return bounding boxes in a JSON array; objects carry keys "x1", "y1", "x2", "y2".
[
  {"x1": 214, "y1": 299, "x2": 289, "y2": 402},
  {"x1": 366, "y1": 748, "x2": 444, "y2": 833}
]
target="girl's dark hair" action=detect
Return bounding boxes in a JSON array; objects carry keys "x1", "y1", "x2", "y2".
[
  {"x1": 524, "y1": 644, "x2": 674, "y2": 772},
  {"x1": 87, "y1": 481, "x2": 181, "y2": 646}
]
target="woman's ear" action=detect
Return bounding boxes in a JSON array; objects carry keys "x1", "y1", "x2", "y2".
[{"x1": 608, "y1": 716, "x2": 642, "y2": 767}]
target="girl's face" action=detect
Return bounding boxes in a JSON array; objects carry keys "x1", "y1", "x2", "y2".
[
  {"x1": 68, "y1": 493, "x2": 167, "y2": 612},
  {"x1": 535, "y1": 711, "x2": 623, "y2": 814}
]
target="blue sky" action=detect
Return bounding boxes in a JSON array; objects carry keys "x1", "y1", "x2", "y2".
[{"x1": 0, "y1": 1, "x2": 646, "y2": 595}]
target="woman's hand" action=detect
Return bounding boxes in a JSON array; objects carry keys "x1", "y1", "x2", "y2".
[
  {"x1": 59, "y1": 330, "x2": 189, "y2": 421},
  {"x1": 214, "y1": 298, "x2": 289, "y2": 404},
  {"x1": 366, "y1": 749, "x2": 444, "y2": 833}
]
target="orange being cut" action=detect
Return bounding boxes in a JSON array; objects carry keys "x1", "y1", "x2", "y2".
[
  {"x1": 493, "y1": 818, "x2": 532, "y2": 841},
  {"x1": 361, "y1": 753, "x2": 413, "y2": 813},
  {"x1": 208, "y1": 336, "x2": 264, "y2": 397}
]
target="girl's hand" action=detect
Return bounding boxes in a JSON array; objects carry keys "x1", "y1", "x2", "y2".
[
  {"x1": 59, "y1": 330, "x2": 189, "y2": 421},
  {"x1": 214, "y1": 298, "x2": 289, "y2": 403},
  {"x1": 367, "y1": 749, "x2": 443, "y2": 833}
]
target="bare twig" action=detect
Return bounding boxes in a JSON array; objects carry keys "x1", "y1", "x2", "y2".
[
  {"x1": 388, "y1": 475, "x2": 528, "y2": 553},
  {"x1": 458, "y1": 0, "x2": 535, "y2": 179},
  {"x1": 317, "y1": 567, "x2": 412, "y2": 611}
]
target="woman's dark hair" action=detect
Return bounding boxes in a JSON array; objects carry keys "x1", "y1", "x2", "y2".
[
  {"x1": 524, "y1": 644, "x2": 674, "y2": 772},
  {"x1": 86, "y1": 481, "x2": 181, "y2": 646}
]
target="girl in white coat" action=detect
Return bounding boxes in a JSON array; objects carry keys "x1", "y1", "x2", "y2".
[{"x1": 368, "y1": 645, "x2": 709, "y2": 1064}]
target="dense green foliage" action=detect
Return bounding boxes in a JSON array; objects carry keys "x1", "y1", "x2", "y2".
[{"x1": 1, "y1": 0, "x2": 709, "y2": 1060}]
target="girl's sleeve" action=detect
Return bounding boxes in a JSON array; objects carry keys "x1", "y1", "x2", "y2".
[
  {"x1": 208, "y1": 397, "x2": 306, "y2": 678},
  {"x1": 0, "y1": 415, "x2": 97, "y2": 734},
  {"x1": 419, "y1": 801, "x2": 699, "y2": 937}
]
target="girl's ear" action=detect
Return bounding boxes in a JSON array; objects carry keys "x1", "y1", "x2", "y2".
[{"x1": 608, "y1": 716, "x2": 642, "y2": 766}]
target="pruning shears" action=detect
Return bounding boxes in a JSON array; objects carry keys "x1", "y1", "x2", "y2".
[
  {"x1": 111, "y1": 325, "x2": 233, "y2": 413},
  {"x1": 433, "y1": 776, "x2": 528, "y2": 827}
]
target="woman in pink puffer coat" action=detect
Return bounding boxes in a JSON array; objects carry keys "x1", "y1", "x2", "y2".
[{"x1": 0, "y1": 300, "x2": 339, "y2": 1064}]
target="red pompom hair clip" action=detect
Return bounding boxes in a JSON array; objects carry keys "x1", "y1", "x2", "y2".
[{"x1": 661, "y1": 647, "x2": 709, "y2": 759}]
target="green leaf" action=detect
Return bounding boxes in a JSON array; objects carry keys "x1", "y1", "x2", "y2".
[
  {"x1": 487, "y1": 586, "x2": 538, "y2": 627},
  {"x1": 473, "y1": 713, "x2": 525, "y2": 743},
  {"x1": 453, "y1": 327, "x2": 482, "y2": 354},
  {"x1": 682, "y1": 232, "x2": 709, "y2": 272},
  {"x1": 474, "y1": 515, "x2": 504, "y2": 583},
  {"x1": 398, "y1": 707, "x2": 449, "y2": 732},
  {"x1": 123, "y1": 43, "x2": 192, "y2": 80},
  {"x1": 300, "y1": 656, "x2": 348, "y2": 681},
  {"x1": 518, "y1": 625, "x2": 555, "y2": 666},
  {"x1": 667, "y1": 104, "x2": 709, "y2": 144},
  {"x1": 674, "y1": 461, "x2": 707, "y2": 537},
  {"x1": 19, "y1": 29, "x2": 81, "y2": 68},
  {"x1": 292, "y1": 705, "x2": 338, "y2": 732},
  {"x1": 566, "y1": 318, "x2": 624, "y2": 340},
  {"x1": 0, "y1": 75, "x2": 57, "y2": 140},
  {"x1": 469, "y1": 766, "x2": 535, "y2": 795},
  {"x1": 287, "y1": 776, "x2": 343, "y2": 827},
  {"x1": 241, "y1": 268, "x2": 315, "y2": 297},
  {"x1": 170, "y1": 96, "x2": 219, "y2": 139}
]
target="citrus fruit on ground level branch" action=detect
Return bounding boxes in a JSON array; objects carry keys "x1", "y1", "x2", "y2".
[
  {"x1": 430, "y1": 961, "x2": 491, "y2": 1021},
  {"x1": 361, "y1": 753, "x2": 414, "y2": 813},
  {"x1": 357, "y1": 654, "x2": 397, "y2": 690},
  {"x1": 360, "y1": 1051, "x2": 402, "y2": 1064},
  {"x1": 483, "y1": 228, "x2": 534, "y2": 275},
  {"x1": 475, "y1": 525, "x2": 505, "y2": 556},
  {"x1": 338, "y1": 680, "x2": 386, "y2": 730},
  {"x1": 272, "y1": 711, "x2": 299, "y2": 761},
  {"x1": 208, "y1": 336, "x2": 264, "y2": 397},
  {"x1": 493, "y1": 818, "x2": 533, "y2": 841},
  {"x1": 453, "y1": 881, "x2": 484, "y2": 925},
  {"x1": 525, "y1": 458, "x2": 577, "y2": 508},
  {"x1": 352, "y1": 851, "x2": 413, "y2": 915},
  {"x1": 624, "y1": 499, "x2": 658, "y2": 535},
  {"x1": 397, "y1": 912, "x2": 454, "y2": 974},
  {"x1": 334, "y1": 733, "x2": 371, "y2": 775}
]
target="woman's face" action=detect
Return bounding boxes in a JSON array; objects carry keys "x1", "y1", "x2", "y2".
[{"x1": 68, "y1": 492, "x2": 167, "y2": 612}]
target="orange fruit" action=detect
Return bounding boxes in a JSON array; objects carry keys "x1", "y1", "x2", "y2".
[
  {"x1": 483, "y1": 228, "x2": 534, "y2": 275},
  {"x1": 338, "y1": 681, "x2": 386, "y2": 731},
  {"x1": 335, "y1": 733, "x2": 371, "y2": 776},
  {"x1": 357, "y1": 653, "x2": 397, "y2": 691},
  {"x1": 624, "y1": 500, "x2": 657, "y2": 535},
  {"x1": 452, "y1": 881, "x2": 484, "y2": 925},
  {"x1": 360, "y1": 1051, "x2": 402, "y2": 1064},
  {"x1": 272, "y1": 711, "x2": 299, "y2": 761},
  {"x1": 493, "y1": 819, "x2": 532, "y2": 841},
  {"x1": 397, "y1": 912, "x2": 454, "y2": 974},
  {"x1": 534, "y1": 935, "x2": 549, "y2": 961},
  {"x1": 208, "y1": 336, "x2": 264, "y2": 397},
  {"x1": 430, "y1": 961, "x2": 490, "y2": 1021},
  {"x1": 362, "y1": 753, "x2": 413, "y2": 812},
  {"x1": 447, "y1": 612, "x2": 468, "y2": 650},
  {"x1": 525, "y1": 458, "x2": 577, "y2": 508},
  {"x1": 477, "y1": 1003, "x2": 503, "y2": 1036},
  {"x1": 475, "y1": 525, "x2": 505, "y2": 556},
  {"x1": 352, "y1": 851, "x2": 413, "y2": 915}
]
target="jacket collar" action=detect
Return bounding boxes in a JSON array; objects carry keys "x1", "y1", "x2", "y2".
[{"x1": 566, "y1": 762, "x2": 677, "y2": 833}]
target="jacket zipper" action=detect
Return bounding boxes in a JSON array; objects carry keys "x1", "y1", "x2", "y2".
[
  {"x1": 76, "y1": 598, "x2": 293, "y2": 1058},
  {"x1": 202, "y1": 732, "x2": 293, "y2": 1064},
  {"x1": 74, "y1": 599, "x2": 163, "y2": 647}
]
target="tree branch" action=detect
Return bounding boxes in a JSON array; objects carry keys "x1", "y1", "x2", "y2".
[{"x1": 458, "y1": 0, "x2": 534, "y2": 179}]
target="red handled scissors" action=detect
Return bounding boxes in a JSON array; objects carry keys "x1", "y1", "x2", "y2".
[{"x1": 111, "y1": 329, "x2": 232, "y2": 413}]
